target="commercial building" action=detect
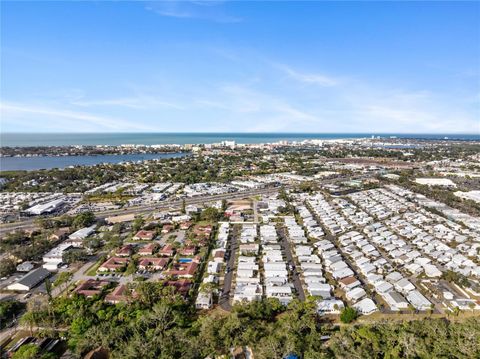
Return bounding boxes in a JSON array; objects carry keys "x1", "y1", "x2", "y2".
[
  {"x1": 415, "y1": 178, "x2": 456, "y2": 188},
  {"x1": 7, "y1": 268, "x2": 51, "y2": 291},
  {"x1": 25, "y1": 198, "x2": 65, "y2": 215},
  {"x1": 69, "y1": 225, "x2": 96, "y2": 241},
  {"x1": 42, "y1": 243, "x2": 74, "y2": 271}
]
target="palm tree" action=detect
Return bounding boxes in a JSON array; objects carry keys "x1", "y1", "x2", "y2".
[
  {"x1": 453, "y1": 306, "x2": 461, "y2": 317},
  {"x1": 199, "y1": 282, "x2": 217, "y2": 296},
  {"x1": 45, "y1": 278, "x2": 52, "y2": 301},
  {"x1": 20, "y1": 311, "x2": 36, "y2": 336}
]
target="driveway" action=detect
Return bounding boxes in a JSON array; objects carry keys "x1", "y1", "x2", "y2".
[{"x1": 51, "y1": 253, "x2": 104, "y2": 297}]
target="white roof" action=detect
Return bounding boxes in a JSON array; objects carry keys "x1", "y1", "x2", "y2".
[
  {"x1": 395, "y1": 278, "x2": 415, "y2": 292},
  {"x1": 317, "y1": 299, "x2": 344, "y2": 313},
  {"x1": 374, "y1": 280, "x2": 393, "y2": 294},
  {"x1": 353, "y1": 298, "x2": 378, "y2": 314},
  {"x1": 332, "y1": 267, "x2": 354, "y2": 279},
  {"x1": 346, "y1": 287, "x2": 366, "y2": 301},
  {"x1": 69, "y1": 225, "x2": 95, "y2": 240},
  {"x1": 385, "y1": 271, "x2": 403, "y2": 283},
  {"x1": 406, "y1": 290, "x2": 431, "y2": 310},
  {"x1": 415, "y1": 178, "x2": 456, "y2": 187},
  {"x1": 423, "y1": 264, "x2": 442, "y2": 278}
]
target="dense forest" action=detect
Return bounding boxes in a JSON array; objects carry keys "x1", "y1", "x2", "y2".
[{"x1": 21, "y1": 291, "x2": 480, "y2": 359}]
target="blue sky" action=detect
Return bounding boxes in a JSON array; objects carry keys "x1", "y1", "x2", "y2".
[{"x1": 1, "y1": 1, "x2": 479, "y2": 133}]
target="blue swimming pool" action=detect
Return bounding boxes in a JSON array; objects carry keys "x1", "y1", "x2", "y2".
[{"x1": 178, "y1": 258, "x2": 192, "y2": 263}]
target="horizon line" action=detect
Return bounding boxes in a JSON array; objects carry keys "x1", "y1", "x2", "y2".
[{"x1": 2, "y1": 131, "x2": 479, "y2": 135}]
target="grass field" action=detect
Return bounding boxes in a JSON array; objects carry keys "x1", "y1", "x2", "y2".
[{"x1": 85, "y1": 258, "x2": 105, "y2": 276}]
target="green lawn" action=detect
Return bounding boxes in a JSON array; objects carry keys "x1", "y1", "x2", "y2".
[{"x1": 85, "y1": 258, "x2": 105, "y2": 276}]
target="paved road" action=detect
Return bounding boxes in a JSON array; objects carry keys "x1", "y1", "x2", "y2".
[
  {"x1": 305, "y1": 202, "x2": 377, "y2": 303},
  {"x1": 306, "y1": 200, "x2": 438, "y2": 314},
  {"x1": 51, "y1": 253, "x2": 104, "y2": 297},
  {"x1": 1, "y1": 174, "x2": 376, "y2": 237},
  {"x1": 219, "y1": 225, "x2": 239, "y2": 311},
  {"x1": 277, "y1": 225, "x2": 305, "y2": 301},
  {"x1": 0, "y1": 187, "x2": 285, "y2": 236},
  {"x1": 337, "y1": 196, "x2": 447, "y2": 314},
  {"x1": 253, "y1": 200, "x2": 259, "y2": 223}
]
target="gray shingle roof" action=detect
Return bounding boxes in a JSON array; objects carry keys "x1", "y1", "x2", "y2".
[{"x1": 17, "y1": 267, "x2": 50, "y2": 289}]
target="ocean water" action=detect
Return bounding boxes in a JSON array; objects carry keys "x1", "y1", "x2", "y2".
[
  {"x1": 0, "y1": 152, "x2": 187, "y2": 171},
  {"x1": 1, "y1": 132, "x2": 479, "y2": 147}
]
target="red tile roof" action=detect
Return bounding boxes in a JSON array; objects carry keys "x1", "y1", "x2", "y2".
[
  {"x1": 74, "y1": 279, "x2": 110, "y2": 297},
  {"x1": 161, "y1": 225, "x2": 174, "y2": 233},
  {"x1": 166, "y1": 261, "x2": 198, "y2": 278},
  {"x1": 179, "y1": 221, "x2": 193, "y2": 230},
  {"x1": 138, "y1": 257, "x2": 169, "y2": 271},
  {"x1": 99, "y1": 257, "x2": 129, "y2": 271},
  {"x1": 159, "y1": 244, "x2": 175, "y2": 256},
  {"x1": 165, "y1": 279, "x2": 192, "y2": 297},
  {"x1": 138, "y1": 243, "x2": 158, "y2": 255},
  {"x1": 105, "y1": 284, "x2": 133, "y2": 304},
  {"x1": 179, "y1": 245, "x2": 197, "y2": 256},
  {"x1": 115, "y1": 244, "x2": 133, "y2": 256},
  {"x1": 133, "y1": 230, "x2": 156, "y2": 240}
]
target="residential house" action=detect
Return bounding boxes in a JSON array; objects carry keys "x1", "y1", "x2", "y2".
[
  {"x1": 115, "y1": 245, "x2": 134, "y2": 257},
  {"x1": 195, "y1": 292, "x2": 213, "y2": 310},
  {"x1": 138, "y1": 243, "x2": 158, "y2": 256},
  {"x1": 159, "y1": 244, "x2": 176, "y2": 257},
  {"x1": 98, "y1": 257, "x2": 129, "y2": 272},
  {"x1": 179, "y1": 246, "x2": 197, "y2": 256},
  {"x1": 353, "y1": 298, "x2": 378, "y2": 315},
  {"x1": 133, "y1": 230, "x2": 157, "y2": 241},
  {"x1": 346, "y1": 287, "x2": 367, "y2": 302},
  {"x1": 161, "y1": 225, "x2": 174, "y2": 234},
  {"x1": 74, "y1": 279, "x2": 110, "y2": 298},
  {"x1": 317, "y1": 299, "x2": 345, "y2": 315},
  {"x1": 382, "y1": 291, "x2": 409, "y2": 311},
  {"x1": 166, "y1": 261, "x2": 198, "y2": 279},
  {"x1": 138, "y1": 257, "x2": 169, "y2": 272},
  {"x1": 105, "y1": 284, "x2": 132, "y2": 304},
  {"x1": 165, "y1": 279, "x2": 192, "y2": 297}
]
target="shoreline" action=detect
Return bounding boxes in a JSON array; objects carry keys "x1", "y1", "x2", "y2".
[
  {"x1": 2, "y1": 132, "x2": 479, "y2": 148},
  {"x1": 0, "y1": 152, "x2": 188, "y2": 172},
  {"x1": 0, "y1": 150, "x2": 185, "y2": 158}
]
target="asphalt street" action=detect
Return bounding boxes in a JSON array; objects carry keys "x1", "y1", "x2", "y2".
[
  {"x1": 219, "y1": 225, "x2": 239, "y2": 311},
  {"x1": 0, "y1": 187, "x2": 284, "y2": 236},
  {"x1": 277, "y1": 225, "x2": 306, "y2": 301}
]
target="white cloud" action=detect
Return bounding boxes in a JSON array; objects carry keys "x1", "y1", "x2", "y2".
[
  {"x1": 0, "y1": 102, "x2": 157, "y2": 132},
  {"x1": 271, "y1": 61, "x2": 479, "y2": 133},
  {"x1": 276, "y1": 64, "x2": 339, "y2": 87},
  {"x1": 71, "y1": 96, "x2": 183, "y2": 110},
  {"x1": 2, "y1": 51, "x2": 477, "y2": 134},
  {"x1": 342, "y1": 87, "x2": 480, "y2": 133},
  {"x1": 193, "y1": 84, "x2": 325, "y2": 131},
  {"x1": 145, "y1": 1, "x2": 242, "y2": 23},
  {"x1": 183, "y1": 67, "x2": 475, "y2": 132}
]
